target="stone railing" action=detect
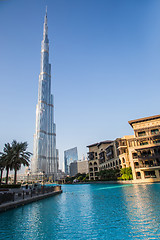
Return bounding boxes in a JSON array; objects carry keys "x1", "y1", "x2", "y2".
[{"x1": 0, "y1": 185, "x2": 61, "y2": 205}]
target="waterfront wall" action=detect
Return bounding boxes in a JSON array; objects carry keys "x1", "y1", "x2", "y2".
[
  {"x1": 0, "y1": 185, "x2": 62, "y2": 213},
  {"x1": 69, "y1": 179, "x2": 160, "y2": 184}
]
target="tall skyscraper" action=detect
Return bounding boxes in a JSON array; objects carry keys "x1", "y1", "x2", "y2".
[
  {"x1": 32, "y1": 9, "x2": 58, "y2": 179},
  {"x1": 64, "y1": 147, "x2": 78, "y2": 175}
]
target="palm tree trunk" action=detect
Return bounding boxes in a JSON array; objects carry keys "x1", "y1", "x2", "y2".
[
  {"x1": 0, "y1": 169, "x2": 3, "y2": 184},
  {"x1": 14, "y1": 167, "x2": 17, "y2": 184},
  {"x1": 6, "y1": 167, "x2": 9, "y2": 184}
]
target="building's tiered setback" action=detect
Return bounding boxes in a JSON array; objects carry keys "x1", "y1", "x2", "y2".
[
  {"x1": 32, "y1": 10, "x2": 58, "y2": 180},
  {"x1": 87, "y1": 114, "x2": 160, "y2": 183}
]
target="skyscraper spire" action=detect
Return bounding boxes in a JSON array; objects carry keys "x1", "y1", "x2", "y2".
[
  {"x1": 46, "y1": 6, "x2": 47, "y2": 17},
  {"x1": 32, "y1": 9, "x2": 58, "y2": 180},
  {"x1": 43, "y1": 6, "x2": 48, "y2": 43}
]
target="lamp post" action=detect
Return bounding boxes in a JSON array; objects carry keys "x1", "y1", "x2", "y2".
[
  {"x1": 27, "y1": 172, "x2": 30, "y2": 183},
  {"x1": 42, "y1": 171, "x2": 45, "y2": 185}
]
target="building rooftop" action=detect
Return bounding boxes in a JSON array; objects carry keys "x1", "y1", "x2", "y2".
[
  {"x1": 87, "y1": 140, "x2": 113, "y2": 148},
  {"x1": 128, "y1": 114, "x2": 160, "y2": 127}
]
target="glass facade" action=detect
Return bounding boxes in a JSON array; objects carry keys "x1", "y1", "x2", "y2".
[
  {"x1": 32, "y1": 11, "x2": 58, "y2": 178},
  {"x1": 64, "y1": 147, "x2": 78, "y2": 175}
]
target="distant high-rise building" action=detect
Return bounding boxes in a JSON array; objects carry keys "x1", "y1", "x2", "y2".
[
  {"x1": 64, "y1": 147, "x2": 78, "y2": 175},
  {"x1": 32, "y1": 9, "x2": 58, "y2": 179},
  {"x1": 69, "y1": 159, "x2": 89, "y2": 177}
]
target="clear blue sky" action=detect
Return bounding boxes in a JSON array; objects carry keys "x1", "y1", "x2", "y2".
[{"x1": 1, "y1": 0, "x2": 160, "y2": 170}]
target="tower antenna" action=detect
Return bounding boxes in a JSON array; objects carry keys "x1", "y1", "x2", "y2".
[{"x1": 46, "y1": 6, "x2": 47, "y2": 16}]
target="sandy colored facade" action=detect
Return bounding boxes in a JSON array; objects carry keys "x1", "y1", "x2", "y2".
[
  {"x1": 87, "y1": 141, "x2": 113, "y2": 180},
  {"x1": 127, "y1": 115, "x2": 160, "y2": 182},
  {"x1": 87, "y1": 114, "x2": 160, "y2": 183}
]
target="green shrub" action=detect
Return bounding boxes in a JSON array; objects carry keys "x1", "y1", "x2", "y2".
[{"x1": 120, "y1": 167, "x2": 133, "y2": 180}]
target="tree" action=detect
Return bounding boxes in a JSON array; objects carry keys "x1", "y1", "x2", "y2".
[
  {"x1": 120, "y1": 167, "x2": 133, "y2": 180},
  {"x1": 11, "y1": 140, "x2": 32, "y2": 184},
  {"x1": 0, "y1": 155, "x2": 5, "y2": 184},
  {"x1": 0, "y1": 140, "x2": 32, "y2": 185},
  {"x1": 0, "y1": 143, "x2": 13, "y2": 184},
  {"x1": 98, "y1": 169, "x2": 120, "y2": 181}
]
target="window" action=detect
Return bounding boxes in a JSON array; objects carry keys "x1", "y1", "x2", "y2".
[
  {"x1": 132, "y1": 153, "x2": 137, "y2": 159},
  {"x1": 95, "y1": 152, "x2": 97, "y2": 156},
  {"x1": 151, "y1": 129, "x2": 159, "y2": 135},
  {"x1": 122, "y1": 158, "x2": 125, "y2": 163},
  {"x1": 144, "y1": 171, "x2": 156, "y2": 178},
  {"x1": 136, "y1": 172, "x2": 141, "y2": 179},
  {"x1": 140, "y1": 141, "x2": 148, "y2": 146},
  {"x1": 138, "y1": 131, "x2": 146, "y2": 137},
  {"x1": 153, "y1": 140, "x2": 160, "y2": 144}
]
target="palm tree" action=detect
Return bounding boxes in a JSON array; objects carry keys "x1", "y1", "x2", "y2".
[
  {"x1": 11, "y1": 140, "x2": 32, "y2": 184},
  {"x1": 0, "y1": 143, "x2": 13, "y2": 184},
  {"x1": 0, "y1": 155, "x2": 5, "y2": 184}
]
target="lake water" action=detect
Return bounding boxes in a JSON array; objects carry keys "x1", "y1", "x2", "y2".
[{"x1": 0, "y1": 183, "x2": 160, "y2": 239}]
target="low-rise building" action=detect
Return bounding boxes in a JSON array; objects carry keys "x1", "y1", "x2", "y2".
[
  {"x1": 87, "y1": 141, "x2": 113, "y2": 180},
  {"x1": 87, "y1": 114, "x2": 160, "y2": 183},
  {"x1": 127, "y1": 115, "x2": 160, "y2": 182}
]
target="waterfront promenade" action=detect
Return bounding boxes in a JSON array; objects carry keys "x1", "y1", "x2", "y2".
[{"x1": 0, "y1": 185, "x2": 62, "y2": 213}]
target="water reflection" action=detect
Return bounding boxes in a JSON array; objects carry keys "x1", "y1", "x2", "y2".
[
  {"x1": 121, "y1": 183, "x2": 160, "y2": 239},
  {"x1": 1, "y1": 184, "x2": 160, "y2": 239}
]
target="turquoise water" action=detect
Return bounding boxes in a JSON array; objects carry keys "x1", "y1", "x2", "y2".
[{"x1": 1, "y1": 183, "x2": 160, "y2": 239}]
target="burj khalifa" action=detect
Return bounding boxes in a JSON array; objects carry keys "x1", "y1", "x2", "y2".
[{"x1": 32, "y1": 9, "x2": 58, "y2": 179}]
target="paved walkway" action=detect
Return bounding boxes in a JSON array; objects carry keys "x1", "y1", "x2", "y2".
[{"x1": 0, "y1": 188, "x2": 62, "y2": 213}]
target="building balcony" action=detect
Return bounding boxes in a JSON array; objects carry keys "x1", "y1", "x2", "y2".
[
  {"x1": 145, "y1": 175, "x2": 156, "y2": 178},
  {"x1": 134, "y1": 143, "x2": 160, "y2": 150},
  {"x1": 139, "y1": 165, "x2": 160, "y2": 171}
]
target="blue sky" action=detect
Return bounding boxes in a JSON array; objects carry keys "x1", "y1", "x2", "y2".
[{"x1": 1, "y1": 0, "x2": 160, "y2": 170}]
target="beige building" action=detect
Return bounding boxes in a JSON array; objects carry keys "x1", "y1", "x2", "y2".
[
  {"x1": 87, "y1": 114, "x2": 160, "y2": 183},
  {"x1": 127, "y1": 115, "x2": 160, "y2": 182},
  {"x1": 87, "y1": 141, "x2": 113, "y2": 180}
]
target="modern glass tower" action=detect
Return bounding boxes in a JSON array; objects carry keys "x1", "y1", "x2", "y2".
[
  {"x1": 32, "y1": 9, "x2": 58, "y2": 178},
  {"x1": 64, "y1": 147, "x2": 78, "y2": 175}
]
